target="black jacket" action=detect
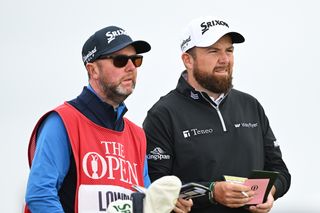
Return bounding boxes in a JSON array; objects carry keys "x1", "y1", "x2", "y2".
[{"x1": 143, "y1": 71, "x2": 291, "y2": 213}]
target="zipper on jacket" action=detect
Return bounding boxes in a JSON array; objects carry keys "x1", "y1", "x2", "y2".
[
  {"x1": 200, "y1": 93, "x2": 228, "y2": 132},
  {"x1": 216, "y1": 108, "x2": 227, "y2": 132}
]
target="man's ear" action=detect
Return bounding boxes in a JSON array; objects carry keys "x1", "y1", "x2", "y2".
[
  {"x1": 181, "y1": 52, "x2": 194, "y2": 70},
  {"x1": 86, "y1": 62, "x2": 99, "y2": 80}
]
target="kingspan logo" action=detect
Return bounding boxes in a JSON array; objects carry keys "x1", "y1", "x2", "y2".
[
  {"x1": 147, "y1": 147, "x2": 170, "y2": 160},
  {"x1": 182, "y1": 128, "x2": 214, "y2": 138}
]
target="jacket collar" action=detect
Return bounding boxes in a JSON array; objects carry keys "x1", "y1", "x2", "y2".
[{"x1": 68, "y1": 87, "x2": 127, "y2": 131}]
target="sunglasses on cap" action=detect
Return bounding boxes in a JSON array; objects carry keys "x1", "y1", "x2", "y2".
[{"x1": 98, "y1": 54, "x2": 143, "y2": 68}]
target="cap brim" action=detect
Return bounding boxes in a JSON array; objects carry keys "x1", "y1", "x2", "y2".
[
  {"x1": 227, "y1": 32, "x2": 245, "y2": 43},
  {"x1": 196, "y1": 30, "x2": 245, "y2": 49},
  {"x1": 100, "y1": 40, "x2": 151, "y2": 57},
  {"x1": 131, "y1": 40, "x2": 151, "y2": 54}
]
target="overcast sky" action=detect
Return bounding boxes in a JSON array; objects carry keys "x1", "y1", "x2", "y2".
[{"x1": 1, "y1": 0, "x2": 319, "y2": 212}]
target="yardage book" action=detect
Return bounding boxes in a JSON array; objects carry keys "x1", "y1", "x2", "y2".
[
  {"x1": 249, "y1": 170, "x2": 279, "y2": 203},
  {"x1": 224, "y1": 170, "x2": 279, "y2": 204}
]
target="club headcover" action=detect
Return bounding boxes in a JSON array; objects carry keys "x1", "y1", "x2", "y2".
[{"x1": 144, "y1": 175, "x2": 182, "y2": 213}]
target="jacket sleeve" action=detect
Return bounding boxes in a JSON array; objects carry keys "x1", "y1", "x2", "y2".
[
  {"x1": 258, "y1": 103, "x2": 291, "y2": 199},
  {"x1": 143, "y1": 107, "x2": 174, "y2": 182}
]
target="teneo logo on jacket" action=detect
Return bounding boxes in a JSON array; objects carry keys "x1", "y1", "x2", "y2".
[
  {"x1": 147, "y1": 147, "x2": 170, "y2": 160},
  {"x1": 182, "y1": 128, "x2": 214, "y2": 138}
]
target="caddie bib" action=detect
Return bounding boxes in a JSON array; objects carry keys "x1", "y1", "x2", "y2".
[{"x1": 27, "y1": 102, "x2": 146, "y2": 213}]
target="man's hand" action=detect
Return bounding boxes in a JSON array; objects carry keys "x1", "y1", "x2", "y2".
[
  {"x1": 173, "y1": 198, "x2": 193, "y2": 213},
  {"x1": 214, "y1": 181, "x2": 254, "y2": 208}
]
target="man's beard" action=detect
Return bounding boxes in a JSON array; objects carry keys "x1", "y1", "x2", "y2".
[
  {"x1": 98, "y1": 76, "x2": 136, "y2": 104},
  {"x1": 193, "y1": 65, "x2": 233, "y2": 94}
]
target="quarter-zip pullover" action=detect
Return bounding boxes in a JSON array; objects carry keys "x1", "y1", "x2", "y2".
[{"x1": 143, "y1": 71, "x2": 291, "y2": 213}]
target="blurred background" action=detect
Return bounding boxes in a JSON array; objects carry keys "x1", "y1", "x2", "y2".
[{"x1": 1, "y1": 0, "x2": 319, "y2": 212}]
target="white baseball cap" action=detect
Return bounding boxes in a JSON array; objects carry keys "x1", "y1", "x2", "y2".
[{"x1": 180, "y1": 16, "x2": 245, "y2": 52}]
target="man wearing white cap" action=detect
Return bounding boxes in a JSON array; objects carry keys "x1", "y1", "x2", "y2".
[{"x1": 143, "y1": 16, "x2": 291, "y2": 213}]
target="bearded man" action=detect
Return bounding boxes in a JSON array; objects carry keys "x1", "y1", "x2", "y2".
[{"x1": 143, "y1": 16, "x2": 291, "y2": 213}]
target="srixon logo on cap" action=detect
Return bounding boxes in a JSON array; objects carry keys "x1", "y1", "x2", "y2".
[
  {"x1": 200, "y1": 20, "x2": 229, "y2": 35},
  {"x1": 105, "y1": 29, "x2": 126, "y2": 43}
]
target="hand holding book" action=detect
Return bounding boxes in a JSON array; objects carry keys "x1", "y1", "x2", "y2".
[{"x1": 224, "y1": 170, "x2": 279, "y2": 205}]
